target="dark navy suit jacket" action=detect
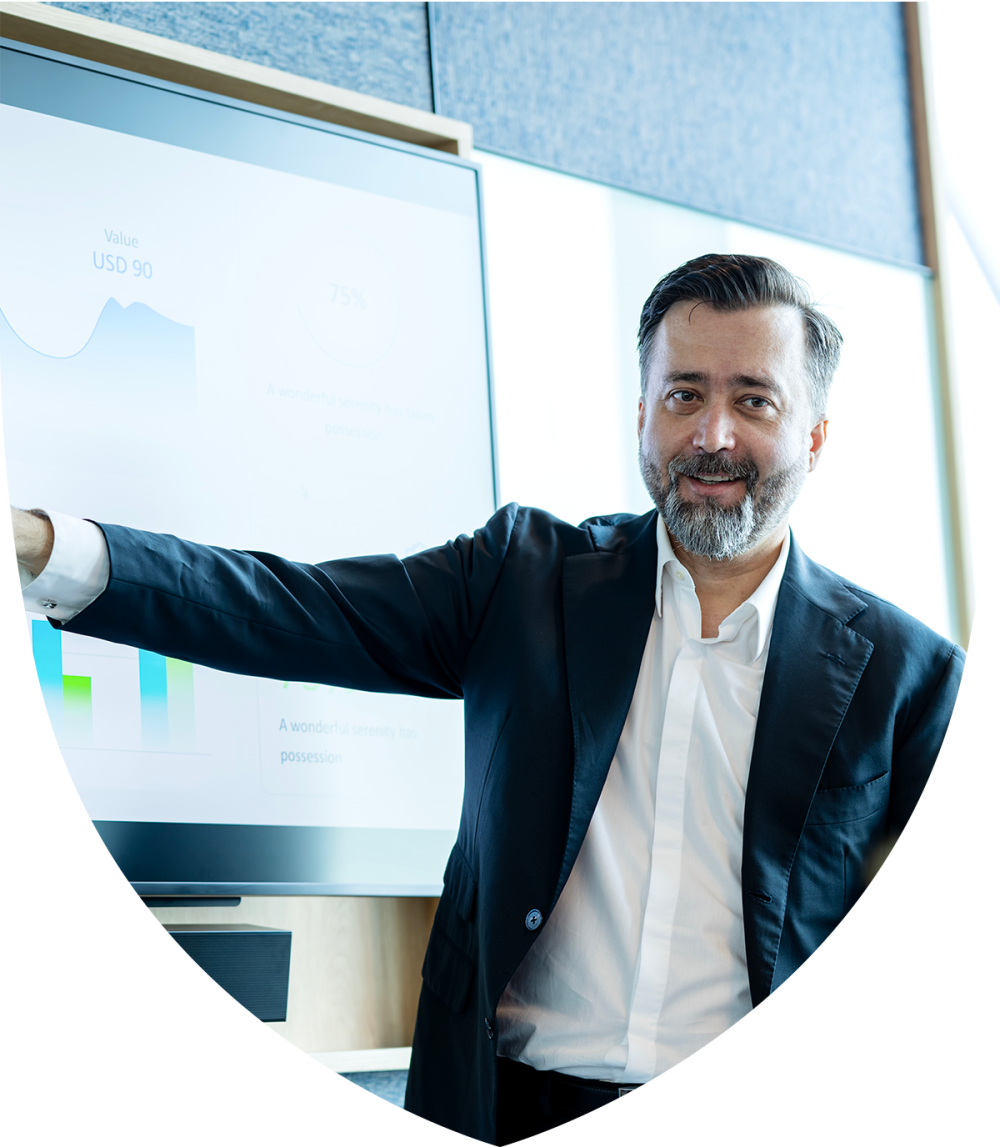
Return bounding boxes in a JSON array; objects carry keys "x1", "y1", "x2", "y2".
[{"x1": 63, "y1": 504, "x2": 965, "y2": 1142}]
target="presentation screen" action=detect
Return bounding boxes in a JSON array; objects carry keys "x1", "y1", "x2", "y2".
[{"x1": 0, "y1": 43, "x2": 496, "y2": 893}]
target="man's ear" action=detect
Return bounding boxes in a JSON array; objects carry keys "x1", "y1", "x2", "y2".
[
  {"x1": 808, "y1": 418, "x2": 828, "y2": 471},
  {"x1": 638, "y1": 396, "x2": 646, "y2": 440}
]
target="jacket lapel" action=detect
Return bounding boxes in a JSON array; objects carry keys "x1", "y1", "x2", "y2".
[
  {"x1": 554, "y1": 511, "x2": 658, "y2": 902},
  {"x1": 742, "y1": 536, "x2": 874, "y2": 1004}
]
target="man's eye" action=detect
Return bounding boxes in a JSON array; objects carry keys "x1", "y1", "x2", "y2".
[
  {"x1": 670, "y1": 390, "x2": 698, "y2": 403},
  {"x1": 742, "y1": 396, "x2": 770, "y2": 409}
]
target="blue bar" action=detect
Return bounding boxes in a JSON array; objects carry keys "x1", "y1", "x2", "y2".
[
  {"x1": 31, "y1": 619, "x2": 63, "y2": 729},
  {"x1": 138, "y1": 648, "x2": 169, "y2": 750}
]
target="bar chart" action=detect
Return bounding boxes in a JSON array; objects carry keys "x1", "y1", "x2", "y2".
[{"x1": 32, "y1": 620, "x2": 196, "y2": 752}]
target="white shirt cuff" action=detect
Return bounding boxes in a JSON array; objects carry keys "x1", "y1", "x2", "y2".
[{"x1": 20, "y1": 511, "x2": 111, "y2": 622}]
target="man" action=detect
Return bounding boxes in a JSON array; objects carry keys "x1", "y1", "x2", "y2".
[{"x1": 13, "y1": 255, "x2": 964, "y2": 1144}]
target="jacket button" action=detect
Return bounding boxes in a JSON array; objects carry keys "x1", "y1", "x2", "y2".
[
  {"x1": 525, "y1": 908, "x2": 543, "y2": 931},
  {"x1": 484, "y1": 1017, "x2": 494, "y2": 1040}
]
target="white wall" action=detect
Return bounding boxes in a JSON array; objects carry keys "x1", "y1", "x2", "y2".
[{"x1": 478, "y1": 150, "x2": 954, "y2": 640}]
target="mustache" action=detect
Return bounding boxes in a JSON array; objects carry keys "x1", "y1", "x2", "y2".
[{"x1": 667, "y1": 453, "x2": 760, "y2": 486}]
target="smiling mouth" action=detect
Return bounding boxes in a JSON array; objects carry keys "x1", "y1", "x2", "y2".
[{"x1": 669, "y1": 453, "x2": 758, "y2": 492}]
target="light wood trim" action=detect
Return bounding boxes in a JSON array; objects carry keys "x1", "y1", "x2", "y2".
[
  {"x1": 0, "y1": 1, "x2": 472, "y2": 157},
  {"x1": 905, "y1": 6, "x2": 940, "y2": 277},
  {"x1": 903, "y1": 3, "x2": 973, "y2": 648}
]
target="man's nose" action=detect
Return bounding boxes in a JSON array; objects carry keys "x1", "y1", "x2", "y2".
[{"x1": 691, "y1": 402, "x2": 737, "y2": 453}]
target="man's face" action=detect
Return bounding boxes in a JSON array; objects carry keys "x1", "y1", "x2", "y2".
[{"x1": 638, "y1": 303, "x2": 827, "y2": 562}]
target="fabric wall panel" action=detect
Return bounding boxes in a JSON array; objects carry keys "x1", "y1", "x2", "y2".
[
  {"x1": 432, "y1": 2, "x2": 922, "y2": 266},
  {"x1": 50, "y1": 2, "x2": 923, "y2": 268},
  {"x1": 49, "y1": 1, "x2": 435, "y2": 111}
]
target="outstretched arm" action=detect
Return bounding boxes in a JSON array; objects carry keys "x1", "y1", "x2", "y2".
[{"x1": 57, "y1": 506, "x2": 520, "y2": 699}]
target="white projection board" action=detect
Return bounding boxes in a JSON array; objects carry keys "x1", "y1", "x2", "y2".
[{"x1": 0, "y1": 43, "x2": 496, "y2": 893}]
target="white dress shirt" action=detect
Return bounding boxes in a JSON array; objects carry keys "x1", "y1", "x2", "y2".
[
  {"x1": 496, "y1": 517, "x2": 789, "y2": 1083},
  {"x1": 22, "y1": 511, "x2": 789, "y2": 1084}
]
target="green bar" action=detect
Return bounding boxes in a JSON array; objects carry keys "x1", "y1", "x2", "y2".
[
  {"x1": 62, "y1": 674, "x2": 92, "y2": 746},
  {"x1": 166, "y1": 657, "x2": 196, "y2": 751}
]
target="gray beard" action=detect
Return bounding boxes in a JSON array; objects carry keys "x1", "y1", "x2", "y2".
[{"x1": 640, "y1": 448, "x2": 808, "y2": 561}]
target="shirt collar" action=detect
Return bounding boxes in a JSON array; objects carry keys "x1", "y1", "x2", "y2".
[{"x1": 654, "y1": 515, "x2": 791, "y2": 661}]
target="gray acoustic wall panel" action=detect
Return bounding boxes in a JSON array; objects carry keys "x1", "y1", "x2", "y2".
[
  {"x1": 431, "y1": 2, "x2": 923, "y2": 266},
  {"x1": 47, "y1": 1, "x2": 435, "y2": 110},
  {"x1": 46, "y1": 2, "x2": 922, "y2": 264}
]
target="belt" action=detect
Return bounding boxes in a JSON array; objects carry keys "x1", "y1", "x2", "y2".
[
  {"x1": 548, "y1": 1070, "x2": 642, "y2": 1110},
  {"x1": 496, "y1": 1056, "x2": 642, "y2": 1143}
]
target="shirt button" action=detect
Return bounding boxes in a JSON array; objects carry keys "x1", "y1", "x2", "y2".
[
  {"x1": 674, "y1": 570, "x2": 684, "y2": 582},
  {"x1": 525, "y1": 909, "x2": 543, "y2": 931},
  {"x1": 40, "y1": 600, "x2": 58, "y2": 610}
]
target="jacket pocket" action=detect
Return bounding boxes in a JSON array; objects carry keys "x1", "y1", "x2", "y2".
[
  {"x1": 421, "y1": 923, "x2": 474, "y2": 1013},
  {"x1": 806, "y1": 771, "x2": 890, "y2": 825}
]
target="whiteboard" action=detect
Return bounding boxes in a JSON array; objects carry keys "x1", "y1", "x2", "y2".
[{"x1": 1, "y1": 45, "x2": 496, "y2": 891}]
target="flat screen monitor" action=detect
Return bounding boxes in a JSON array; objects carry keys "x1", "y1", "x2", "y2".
[{"x1": 0, "y1": 41, "x2": 496, "y2": 895}]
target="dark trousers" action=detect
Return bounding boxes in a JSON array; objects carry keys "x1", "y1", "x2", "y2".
[{"x1": 496, "y1": 1056, "x2": 637, "y2": 1144}]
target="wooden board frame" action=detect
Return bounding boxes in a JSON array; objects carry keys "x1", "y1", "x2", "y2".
[
  {"x1": 0, "y1": 0, "x2": 472, "y2": 157},
  {"x1": 904, "y1": 2, "x2": 973, "y2": 648}
]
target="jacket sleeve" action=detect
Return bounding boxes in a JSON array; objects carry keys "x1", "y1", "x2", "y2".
[
  {"x1": 887, "y1": 641, "x2": 966, "y2": 835},
  {"x1": 60, "y1": 504, "x2": 521, "y2": 700}
]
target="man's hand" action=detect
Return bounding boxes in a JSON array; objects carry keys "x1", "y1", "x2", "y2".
[{"x1": 11, "y1": 507, "x2": 54, "y2": 579}]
